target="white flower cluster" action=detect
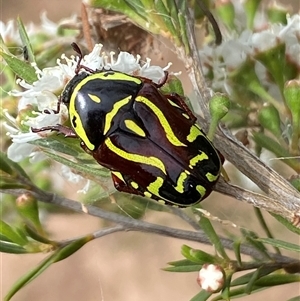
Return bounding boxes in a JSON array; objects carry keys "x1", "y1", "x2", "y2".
[{"x1": 199, "y1": 13, "x2": 300, "y2": 93}]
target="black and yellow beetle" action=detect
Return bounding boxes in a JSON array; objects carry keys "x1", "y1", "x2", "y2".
[{"x1": 33, "y1": 43, "x2": 223, "y2": 206}]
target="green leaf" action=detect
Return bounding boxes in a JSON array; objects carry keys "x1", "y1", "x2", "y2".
[
  {"x1": 17, "y1": 17, "x2": 35, "y2": 63},
  {"x1": 164, "y1": 264, "x2": 201, "y2": 272},
  {"x1": 0, "y1": 51, "x2": 37, "y2": 84},
  {"x1": 154, "y1": 0, "x2": 177, "y2": 38},
  {"x1": 231, "y1": 265, "x2": 286, "y2": 287},
  {"x1": 24, "y1": 225, "x2": 53, "y2": 245},
  {"x1": 255, "y1": 273, "x2": 300, "y2": 286},
  {"x1": 244, "y1": 266, "x2": 277, "y2": 294},
  {"x1": 181, "y1": 244, "x2": 216, "y2": 264},
  {"x1": 178, "y1": 10, "x2": 190, "y2": 54},
  {"x1": 270, "y1": 213, "x2": 300, "y2": 235},
  {"x1": 4, "y1": 235, "x2": 93, "y2": 301},
  {"x1": 197, "y1": 215, "x2": 229, "y2": 260},
  {"x1": 31, "y1": 136, "x2": 111, "y2": 180},
  {"x1": 190, "y1": 290, "x2": 212, "y2": 301},
  {"x1": 233, "y1": 240, "x2": 242, "y2": 266},
  {"x1": 240, "y1": 228, "x2": 271, "y2": 260},
  {"x1": 0, "y1": 220, "x2": 28, "y2": 246},
  {"x1": 165, "y1": 259, "x2": 202, "y2": 272},
  {"x1": 220, "y1": 272, "x2": 232, "y2": 300},
  {"x1": 257, "y1": 238, "x2": 300, "y2": 253},
  {"x1": 0, "y1": 152, "x2": 14, "y2": 175},
  {"x1": 90, "y1": 0, "x2": 154, "y2": 33},
  {"x1": 0, "y1": 151, "x2": 30, "y2": 180},
  {"x1": 0, "y1": 240, "x2": 29, "y2": 254},
  {"x1": 0, "y1": 181, "x2": 29, "y2": 190},
  {"x1": 252, "y1": 132, "x2": 299, "y2": 172},
  {"x1": 212, "y1": 285, "x2": 266, "y2": 300}
]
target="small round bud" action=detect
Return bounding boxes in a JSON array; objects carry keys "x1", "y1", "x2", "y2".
[
  {"x1": 208, "y1": 93, "x2": 230, "y2": 140},
  {"x1": 16, "y1": 193, "x2": 44, "y2": 234},
  {"x1": 197, "y1": 264, "x2": 225, "y2": 293},
  {"x1": 284, "y1": 80, "x2": 300, "y2": 121},
  {"x1": 258, "y1": 104, "x2": 282, "y2": 138},
  {"x1": 284, "y1": 80, "x2": 300, "y2": 152},
  {"x1": 209, "y1": 93, "x2": 230, "y2": 121}
]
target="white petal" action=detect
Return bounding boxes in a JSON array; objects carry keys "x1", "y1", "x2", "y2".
[{"x1": 7, "y1": 143, "x2": 35, "y2": 162}]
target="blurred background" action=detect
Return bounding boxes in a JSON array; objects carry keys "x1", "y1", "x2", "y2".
[{"x1": 1, "y1": 1, "x2": 299, "y2": 300}]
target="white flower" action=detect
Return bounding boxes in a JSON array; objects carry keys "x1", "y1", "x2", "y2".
[
  {"x1": 199, "y1": 10, "x2": 300, "y2": 95},
  {"x1": 197, "y1": 264, "x2": 225, "y2": 293},
  {"x1": 0, "y1": 20, "x2": 18, "y2": 43},
  {"x1": 60, "y1": 165, "x2": 91, "y2": 194}
]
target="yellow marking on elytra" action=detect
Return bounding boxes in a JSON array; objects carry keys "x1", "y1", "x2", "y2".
[
  {"x1": 136, "y1": 96, "x2": 186, "y2": 147},
  {"x1": 174, "y1": 172, "x2": 188, "y2": 193},
  {"x1": 206, "y1": 172, "x2": 219, "y2": 182},
  {"x1": 189, "y1": 153, "x2": 209, "y2": 168},
  {"x1": 131, "y1": 181, "x2": 139, "y2": 189},
  {"x1": 124, "y1": 119, "x2": 146, "y2": 137},
  {"x1": 70, "y1": 112, "x2": 94, "y2": 150},
  {"x1": 182, "y1": 113, "x2": 190, "y2": 119},
  {"x1": 105, "y1": 138, "x2": 166, "y2": 174},
  {"x1": 168, "y1": 99, "x2": 181, "y2": 108},
  {"x1": 158, "y1": 199, "x2": 166, "y2": 204},
  {"x1": 104, "y1": 96, "x2": 131, "y2": 135},
  {"x1": 196, "y1": 185, "x2": 206, "y2": 197},
  {"x1": 112, "y1": 171, "x2": 125, "y2": 182},
  {"x1": 99, "y1": 71, "x2": 142, "y2": 84},
  {"x1": 187, "y1": 125, "x2": 204, "y2": 142},
  {"x1": 68, "y1": 71, "x2": 141, "y2": 143},
  {"x1": 147, "y1": 177, "x2": 164, "y2": 195},
  {"x1": 88, "y1": 93, "x2": 101, "y2": 103}
]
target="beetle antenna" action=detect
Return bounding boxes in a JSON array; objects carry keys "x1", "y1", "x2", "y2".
[
  {"x1": 71, "y1": 43, "x2": 84, "y2": 74},
  {"x1": 71, "y1": 42, "x2": 96, "y2": 74}
]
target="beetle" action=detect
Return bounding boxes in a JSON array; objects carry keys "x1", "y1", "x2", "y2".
[{"x1": 33, "y1": 43, "x2": 223, "y2": 206}]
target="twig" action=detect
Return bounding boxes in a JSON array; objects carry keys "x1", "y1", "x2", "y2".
[{"x1": 1, "y1": 187, "x2": 298, "y2": 267}]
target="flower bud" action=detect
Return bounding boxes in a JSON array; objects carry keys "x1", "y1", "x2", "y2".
[
  {"x1": 197, "y1": 264, "x2": 225, "y2": 293},
  {"x1": 208, "y1": 93, "x2": 230, "y2": 140},
  {"x1": 258, "y1": 104, "x2": 282, "y2": 138},
  {"x1": 284, "y1": 80, "x2": 300, "y2": 126},
  {"x1": 284, "y1": 80, "x2": 300, "y2": 152},
  {"x1": 254, "y1": 43, "x2": 286, "y2": 91},
  {"x1": 16, "y1": 193, "x2": 44, "y2": 234}
]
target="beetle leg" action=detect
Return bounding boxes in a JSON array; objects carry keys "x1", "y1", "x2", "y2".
[
  {"x1": 165, "y1": 93, "x2": 197, "y2": 122},
  {"x1": 111, "y1": 173, "x2": 144, "y2": 196},
  {"x1": 32, "y1": 124, "x2": 77, "y2": 138},
  {"x1": 43, "y1": 101, "x2": 61, "y2": 114},
  {"x1": 155, "y1": 71, "x2": 168, "y2": 88},
  {"x1": 136, "y1": 71, "x2": 169, "y2": 88}
]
